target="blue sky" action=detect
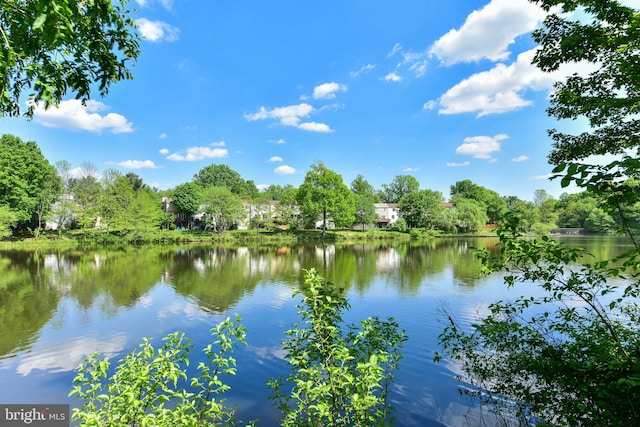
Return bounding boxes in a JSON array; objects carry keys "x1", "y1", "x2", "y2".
[{"x1": 5, "y1": 0, "x2": 631, "y2": 201}]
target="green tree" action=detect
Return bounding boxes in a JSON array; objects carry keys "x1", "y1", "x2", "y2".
[
  {"x1": 0, "y1": 0, "x2": 140, "y2": 117},
  {"x1": 33, "y1": 168, "x2": 62, "y2": 237},
  {"x1": 452, "y1": 198, "x2": 488, "y2": 233},
  {"x1": 439, "y1": 1, "x2": 640, "y2": 425},
  {"x1": 450, "y1": 179, "x2": 506, "y2": 224},
  {"x1": 351, "y1": 175, "x2": 378, "y2": 229},
  {"x1": 172, "y1": 182, "x2": 203, "y2": 219},
  {"x1": 555, "y1": 191, "x2": 600, "y2": 228},
  {"x1": 200, "y1": 186, "x2": 245, "y2": 234},
  {"x1": 274, "y1": 186, "x2": 299, "y2": 229},
  {"x1": 532, "y1": 0, "x2": 640, "y2": 164},
  {"x1": 68, "y1": 162, "x2": 101, "y2": 230},
  {"x1": 0, "y1": 134, "x2": 58, "y2": 226},
  {"x1": 99, "y1": 175, "x2": 135, "y2": 233},
  {"x1": 260, "y1": 184, "x2": 294, "y2": 201},
  {"x1": 379, "y1": 174, "x2": 419, "y2": 203},
  {"x1": 193, "y1": 164, "x2": 257, "y2": 199},
  {"x1": 131, "y1": 187, "x2": 164, "y2": 235},
  {"x1": 0, "y1": 204, "x2": 17, "y2": 238},
  {"x1": 397, "y1": 189, "x2": 444, "y2": 229},
  {"x1": 297, "y1": 162, "x2": 355, "y2": 234}
]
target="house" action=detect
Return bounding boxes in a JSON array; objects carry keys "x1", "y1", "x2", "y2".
[{"x1": 374, "y1": 203, "x2": 399, "y2": 228}]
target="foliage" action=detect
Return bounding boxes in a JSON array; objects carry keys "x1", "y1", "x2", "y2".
[
  {"x1": 353, "y1": 193, "x2": 378, "y2": 229},
  {"x1": 172, "y1": 182, "x2": 203, "y2": 217},
  {"x1": 273, "y1": 187, "x2": 299, "y2": 229},
  {"x1": 437, "y1": 2, "x2": 640, "y2": 425},
  {"x1": 68, "y1": 162, "x2": 102, "y2": 230},
  {"x1": 269, "y1": 269, "x2": 407, "y2": 426},
  {"x1": 70, "y1": 316, "x2": 251, "y2": 427},
  {"x1": 379, "y1": 174, "x2": 419, "y2": 204},
  {"x1": 193, "y1": 164, "x2": 258, "y2": 199},
  {"x1": 0, "y1": 0, "x2": 140, "y2": 117},
  {"x1": 451, "y1": 179, "x2": 506, "y2": 224},
  {"x1": 0, "y1": 204, "x2": 17, "y2": 238},
  {"x1": 201, "y1": 186, "x2": 245, "y2": 234},
  {"x1": 531, "y1": 0, "x2": 640, "y2": 164},
  {"x1": 398, "y1": 189, "x2": 444, "y2": 229},
  {"x1": 297, "y1": 162, "x2": 355, "y2": 234},
  {"x1": 0, "y1": 134, "x2": 60, "y2": 224},
  {"x1": 389, "y1": 217, "x2": 407, "y2": 233},
  {"x1": 439, "y1": 215, "x2": 640, "y2": 426},
  {"x1": 451, "y1": 198, "x2": 487, "y2": 233}
]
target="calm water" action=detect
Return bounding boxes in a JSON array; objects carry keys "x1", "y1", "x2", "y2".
[{"x1": 0, "y1": 236, "x2": 632, "y2": 426}]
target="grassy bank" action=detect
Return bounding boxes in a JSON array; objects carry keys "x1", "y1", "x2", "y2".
[{"x1": 1, "y1": 227, "x2": 421, "y2": 248}]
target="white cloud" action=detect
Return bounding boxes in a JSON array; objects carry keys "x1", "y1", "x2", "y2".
[
  {"x1": 210, "y1": 141, "x2": 226, "y2": 147},
  {"x1": 298, "y1": 122, "x2": 332, "y2": 133},
  {"x1": 136, "y1": 18, "x2": 179, "y2": 42},
  {"x1": 274, "y1": 165, "x2": 296, "y2": 175},
  {"x1": 437, "y1": 43, "x2": 597, "y2": 117},
  {"x1": 245, "y1": 103, "x2": 313, "y2": 126},
  {"x1": 117, "y1": 160, "x2": 160, "y2": 169},
  {"x1": 404, "y1": 167, "x2": 420, "y2": 172},
  {"x1": 245, "y1": 104, "x2": 332, "y2": 132},
  {"x1": 165, "y1": 144, "x2": 228, "y2": 161},
  {"x1": 384, "y1": 72, "x2": 402, "y2": 82},
  {"x1": 387, "y1": 43, "x2": 403, "y2": 58},
  {"x1": 423, "y1": 100, "x2": 437, "y2": 110},
  {"x1": 32, "y1": 99, "x2": 133, "y2": 133},
  {"x1": 268, "y1": 156, "x2": 283, "y2": 162},
  {"x1": 438, "y1": 49, "x2": 547, "y2": 116},
  {"x1": 446, "y1": 161, "x2": 471, "y2": 167},
  {"x1": 350, "y1": 64, "x2": 376, "y2": 77},
  {"x1": 159, "y1": 133, "x2": 168, "y2": 139},
  {"x1": 430, "y1": 0, "x2": 545, "y2": 64},
  {"x1": 159, "y1": 148, "x2": 169, "y2": 155},
  {"x1": 313, "y1": 82, "x2": 347, "y2": 100},
  {"x1": 270, "y1": 138, "x2": 287, "y2": 144},
  {"x1": 530, "y1": 173, "x2": 553, "y2": 180},
  {"x1": 512, "y1": 155, "x2": 529, "y2": 162},
  {"x1": 456, "y1": 134, "x2": 508, "y2": 159}
]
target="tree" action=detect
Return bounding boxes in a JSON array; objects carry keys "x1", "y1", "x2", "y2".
[
  {"x1": 261, "y1": 184, "x2": 294, "y2": 201},
  {"x1": 439, "y1": 1, "x2": 640, "y2": 424},
  {"x1": 68, "y1": 162, "x2": 101, "y2": 230},
  {"x1": 33, "y1": 168, "x2": 62, "y2": 237},
  {"x1": 274, "y1": 187, "x2": 299, "y2": 229},
  {"x1": 0, "y1": 134, "x2": 59, "y2": 226},
  {"x1": 531, "y1": 0, "x2": 640, "y2": 164},
  {"x1": 379, "y1": 175, "x2": 419, "y2": 203},
  {"x1": 193, "y1": 164, "x2": 257, "y2": 198},
  {"x1": 397, "y1": 189, "x2": 444, "y2": 229},
  {"x1": 297, "y1": 162, "x2": 355, "y2": 235},
  {"x1": 99, "y1": 175, "x2": 135, "y2": 233},
  {"x1": 351, "y1": 175, "x2": 378, "y2": 229},
  {"x1": 451, "y1": 198, "x2": 487, "y2": 233},
  {"x1": 200, "y1": 186, "x2": 245, "y2": 234},
  {"x1": 0, "y1": 204, "x2": 18, "y2": 238},
  {"x1": 0, "y1": 0, "x2": 141, "y2": 117},
  {"x1": 172, "y1": 182, "x2": 203, "y2": 221},
  {"x1": 450, "y1": 179, "x2": 506, "y2": 224}
]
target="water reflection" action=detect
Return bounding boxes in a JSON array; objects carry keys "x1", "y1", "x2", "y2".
[{"x1": 0, "y1": 236, "x2": 625, "y2": 360}]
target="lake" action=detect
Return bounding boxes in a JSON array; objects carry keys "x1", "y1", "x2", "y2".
[{"x1": 0, "y1": 236, "x2": 633, "y2": 426}]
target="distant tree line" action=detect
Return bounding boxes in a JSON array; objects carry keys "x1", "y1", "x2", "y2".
[{"x1": 0, "y1": 133, "x2": 631, "y2": 239}]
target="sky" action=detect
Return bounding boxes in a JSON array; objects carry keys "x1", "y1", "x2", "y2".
[{"x1": 4, "y1": 0, "x2": 639, "y2": 201}]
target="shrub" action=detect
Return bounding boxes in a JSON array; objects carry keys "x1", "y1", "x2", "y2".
[
  {"x1": 70, "y1": 316, "x2": 251, "y2": 427},
  {"x1": 269, "y1": 269, "x2": 407, "y2": 426}
]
